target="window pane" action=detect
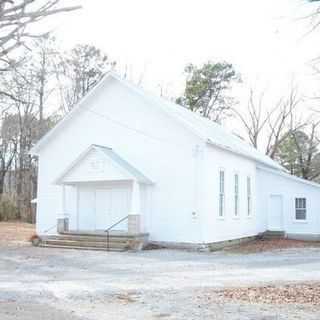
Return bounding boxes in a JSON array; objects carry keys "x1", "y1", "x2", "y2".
[
  {"x1": 219, "y1": 171, "x2": 224, "y2": 193},
  {"x1": 296, "y1": 209, "x2": 306, "y2": 220},
  {"x1": 235, "y1": 195, "x2": 238, "y2": 216},
  {"x1": 219, "y1": 194, "x2": 224, "y2": 216},
  {"x1": 234, "y1": 174, "x2": 239, "y2": 216},
  {"x1": 247, "y1": 176, "x2": 251, "y2": 216},
  {"x1": 219, "y1": 170, "x2": 225, "y2": 217},
  {"x1": 295, "y1": 198, "x2": 306, "y2": 220}
]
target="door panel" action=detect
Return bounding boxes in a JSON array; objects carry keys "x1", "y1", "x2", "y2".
[
  {"x1": 95, "y1": 189, "x2": 112, "y2": 230},
  {"x1": 77, "y1": 185, "x2": 130, "y2": 231},
  {"x1": 110, "y1": 188, "x2": 129, "y2": 231},
  {"x1": 268, "y1": 195, "x2": 283, "y2": 231},
  {"x1": 78, "y1": 188, "x2": 95, "y2": 230}
]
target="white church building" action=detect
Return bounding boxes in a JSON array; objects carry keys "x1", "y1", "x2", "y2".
[{"x1": 30, "y1": 72, "x2": 320, "y2": 250}]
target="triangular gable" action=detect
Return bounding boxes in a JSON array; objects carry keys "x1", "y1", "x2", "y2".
[{"x1": 55, "y1": 145, "x2": 153, "y2": 185}]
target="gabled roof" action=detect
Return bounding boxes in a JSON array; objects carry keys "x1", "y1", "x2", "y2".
[
  {"x1": 55, "y1": 144, "x2": 153, "y2": 185},
  {"x1": 30, "y1": 71, "x2": 283, "y2": 170}
]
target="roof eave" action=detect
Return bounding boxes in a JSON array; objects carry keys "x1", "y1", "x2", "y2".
[
  {"x1": 206, "y1": 138, "x2": 283, "y2": 171},
  {"x1": 257, "y1": 165, "x2": 320, "y2": 189}
]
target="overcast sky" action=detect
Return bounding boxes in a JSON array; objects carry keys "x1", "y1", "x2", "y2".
[{"x1": 46, "y1": 0, "x2": 320, "y2": 117}]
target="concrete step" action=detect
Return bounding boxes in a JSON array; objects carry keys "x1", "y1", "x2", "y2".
[
  {"x1": 38, "y1": 232, "x2": 149, "y2": 251},
  {"x1": 39, "y1": 244, "x2": 125, "y2": 252},
  {"x1": 42, "y1": 239, "x2": 129, "y2": 249},
  {"x1": 61, "y1": 231, "x2": 148, "y2": 239},
  {"x1": 263, "y1": 230, "x2": 286, "y2": 239}
]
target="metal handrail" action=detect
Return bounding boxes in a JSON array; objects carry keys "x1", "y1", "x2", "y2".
[
  {"x1": 43, "y1": 224, "x2": 58, "y2": 234},
  {"x1": 104, "y1": 215, "x2": 129, "y2": 251}
]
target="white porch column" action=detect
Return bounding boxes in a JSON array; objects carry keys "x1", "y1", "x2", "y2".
[
  {"x1": 128, "y1": 180, "x2": 141, "y2": 234},
  {"x1": 57, "y1": 185, "x2": 69, "y2": 233}
]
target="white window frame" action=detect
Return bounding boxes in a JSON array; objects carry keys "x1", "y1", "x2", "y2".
[
  {"x1": 294, "y1": 197, "x2": 307, "y2": 222},
  {"x1": 233, "y1": 172, "x2": 239, "y2": 218},
  {"x1": 246, "y1": 176, "x2": 252, "y2": 217},
  {"x1": 218, "y1": 168, "x2": 225, "y2": 218}
]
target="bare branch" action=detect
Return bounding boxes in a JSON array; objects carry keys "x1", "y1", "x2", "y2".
[{"x1": 0, "y1": 1, "x2": 81, "y2": 66}]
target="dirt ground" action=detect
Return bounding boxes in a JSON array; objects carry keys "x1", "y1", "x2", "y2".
[
  {"x1": 224, "y1": 237, "x2": 320, "y2": 253},
  {"x1": 1, "y1": 222, "x2": 320, "y2": 319},
  {"x1": 0, "y1": 221, "x2": 35, "y2": 245}
]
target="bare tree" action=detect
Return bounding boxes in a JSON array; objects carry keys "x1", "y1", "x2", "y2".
[
  {"x1": 304, "y1": 0, "x2": 320, "y2": 34},
  {"x1": 232, "y1": 90, "x2": 271, "y2": 149},
  {"x1": 56, "y1": 44, "x2": 114, "y2": 112},
  {"x1": 0, "y1": 46, "x2": 55, "y2": 220},
  {"x1": 0, "y1": 0, "x2": 80, "y2": 70},
  {"x1": 31, "y1": 35, "x2": 59, "y2": 136},
  {"x1": 233, "y1": 87, "x2": 304, "y2": 159},
  {"x1": 293, "y1": 121, "x2": 320, "y2": 179},
  {"x1": 265, "y1": 88, "x2": 303, "y2": 158},
  {"x1": 0, "y1": 112, "x2": 18, "y2": 198}
]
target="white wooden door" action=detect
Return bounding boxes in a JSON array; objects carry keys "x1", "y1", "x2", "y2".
[
  {"x1": 78, "y1": 188, "x2": 95, "y2": 230},
  {"x1": 109, "y1": 188, "x2": 129, "y2": 231},
  {"x1": 95, "y1": 189, "x2": 112, "y2": 230},
  {"x1": 268, "y1": 195, "x2": 283, "y2": 231},
  {"x1": 77, "y1": 185, "x2": 130, "y2": 231}
]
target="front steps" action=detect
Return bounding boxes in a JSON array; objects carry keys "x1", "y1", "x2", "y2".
[
  {"x1": 262, "y1": 230, "x2": 286, "y2": 240},
  {"x1": 39, "y1": 232, "x2": 149, "y2": 251}
]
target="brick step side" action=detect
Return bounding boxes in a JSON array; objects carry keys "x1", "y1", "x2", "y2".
[
  {"x1": 45, "y1": 235, "x2": 130, "y2": 243},
  {"x1": 42, "y1": 239, "x2": 129, "y2": 249},
  {"x1": 61, "y1": 231, "x2": 148, "y2": 238}
]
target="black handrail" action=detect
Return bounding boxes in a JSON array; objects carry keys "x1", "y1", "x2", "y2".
[
  {"x1": 43, "y1": 224, "x2": 58, "y2": 234},
  {"x1": 104, "y1": 215, "x2": 129, "y2": 251}
]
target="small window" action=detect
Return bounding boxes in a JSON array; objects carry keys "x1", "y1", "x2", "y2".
[
  {"x1": 295, "y1": 198, "x2": 306, "y2": 220},
  {"x1": 234, "y1": 173, "x2": 239, "y2": 216},
  {"x1": 219, "y1": 170, "x2": 225, "y2": 217},
  {"x1": 247, "y1": 176, "x2": 251, "y2": 216}
]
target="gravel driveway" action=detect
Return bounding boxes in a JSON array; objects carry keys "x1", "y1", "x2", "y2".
[{"x1": 1, "y1": 242, "x2": 320, "y2": 319}]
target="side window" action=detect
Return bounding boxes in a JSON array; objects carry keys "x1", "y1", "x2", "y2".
[
  {"x1": 219, "y1": 169, "x2": 225, "y2": 217},
  {"x1": 234, "y1": 173, "x2": 239, "y2": 217},
  {"x1": 295, "y1": 198, "x2": 306, "y2": 220},
  {"x1": 247, "y1": 176, "x2": 251, "y2": 216}
]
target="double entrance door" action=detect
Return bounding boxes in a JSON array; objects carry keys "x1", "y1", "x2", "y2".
[{"x1": 77, "y1": 184, "x2": 130, "y2": 231}]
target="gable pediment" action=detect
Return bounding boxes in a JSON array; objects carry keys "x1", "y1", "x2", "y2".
[{"x1": 55, "y1": 145, "x2": 152, "y2": 185}]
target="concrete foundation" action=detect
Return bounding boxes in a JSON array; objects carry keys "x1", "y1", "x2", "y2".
[
  {"x1": 286, "y1": 233, "x2": 320, "y2": 241},
  {"x1": 150, "y1": 235, "x2": 258, "y2": 252}
]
